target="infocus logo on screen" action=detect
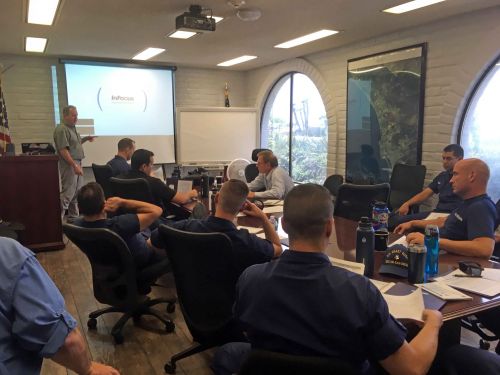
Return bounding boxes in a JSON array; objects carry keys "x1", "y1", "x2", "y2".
[{"x1": 111, "y1": 95, "x2": 135, "y2": 102}]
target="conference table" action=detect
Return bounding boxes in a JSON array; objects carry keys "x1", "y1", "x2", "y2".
[{"x1": 237, "y1": 204, "x2": 500, "y2": 346}]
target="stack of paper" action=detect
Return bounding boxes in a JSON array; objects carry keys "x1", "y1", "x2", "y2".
[
  {"x1": 264, "y1": 199, "x2": 284, "y2": 206},
  {"x1": 435, "y1": 269, "x2": 500, "y2": 297},
  {"x1": 328, "y1": 257, "x2": 365, "y2": 275},
  {"x1": 382, "y1": 288, "x2": 425, "y2": 322}
]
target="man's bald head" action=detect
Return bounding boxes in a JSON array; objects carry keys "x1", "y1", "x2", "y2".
[{"x1": 450, "y1": 158, "x2": 490, "y2": 198}]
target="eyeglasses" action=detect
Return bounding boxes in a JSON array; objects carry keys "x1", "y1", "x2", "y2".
[{"x1": 458, "y1": 261, "x2": 483, "y2": 277}]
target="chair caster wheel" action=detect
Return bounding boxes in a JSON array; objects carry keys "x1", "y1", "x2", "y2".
[
  {"x1": 165, "y1": 321, "x2": 175, "y2": 333},
  {"x1": 479, "y1": 340, "x2": 490, "y2": 350},
  {"x1": 167, "y1": 302, "x2": 176, "y2": 313},
  {"x1": 112, "y1": 332, "x2": 124, "y2": 345},
  {"x1": 164, "y1": 362, "x2": 176, "y2": 374},
  {"x1": 87, "y1": 318, "x2": 97, "y2": 330}
]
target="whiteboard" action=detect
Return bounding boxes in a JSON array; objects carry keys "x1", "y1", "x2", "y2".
[{"x1": 177, "y1": 107, "x2": 258, "y2": 164}]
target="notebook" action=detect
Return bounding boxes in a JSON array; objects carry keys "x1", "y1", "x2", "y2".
[{"x1": 386, "y1": 282, "x2": 447, "y2": 311}]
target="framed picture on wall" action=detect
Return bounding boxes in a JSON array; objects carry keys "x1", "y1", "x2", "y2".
[{"x1": 346, "y1": 43, "x2": 427, "y2": 184}]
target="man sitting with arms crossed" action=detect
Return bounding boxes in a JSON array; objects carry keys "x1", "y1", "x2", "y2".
[
  {"x1": 214, "y1": 183, "x2": 443, "y2": 375},
  {"x1": 0, "y1": 237, "x2": 119, "y2": 375},
  {"x1": 247, "y1": 150, "x2": 294, "y2": 200},
  {"x1": 75, "y1": 182, "x2": 166, "y2": 270},
  {"x1": 120, "y1": 149, "x2": 197, "y2": 215},
  {"x1": 107, "y1": 137, "x2": 135, "y2": 176},
  {"x1": 390, "y1": 144, "x2": 463, "y2": 229},
  {"x1": 150, "y1": 179, "x2": 281, "y2": 275},
  {"x1": 395, "y1": 158, "x2": 497, "y2": 259}
]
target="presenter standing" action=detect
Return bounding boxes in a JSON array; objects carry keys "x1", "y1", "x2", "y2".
[{"x1": 54, "y1": 105, "x2": 95, "y2": 222}]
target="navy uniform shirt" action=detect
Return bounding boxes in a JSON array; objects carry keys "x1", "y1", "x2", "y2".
[
  {"x1": 151, "y1": 216, "x2": 274, "y2": 275},
  {"x1": 234, "y1": 250, "x2": 407, "y2": 373},
  {"x1": 0, "y1": 238, "x2": 77, "y2": 375},
  {"x1": 75, "y1": 214, "x2": 154, "y2": 269},
  {"x1": 441, "y1": 194, "x2": 497, "y2": 241},
  {"x1": 120, "y1": 170, "x2": 176, "y2": 212},
  {"x1": 107, "y1": 155, "x2": 131, "y2": 176},
  {"x1": 428, "y1": 171, "x2": 462, "y2": 213}
]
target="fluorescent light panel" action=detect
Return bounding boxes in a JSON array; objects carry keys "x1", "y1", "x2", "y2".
[
  {"x1": 25, "y1": 37, "x2": 47, "y2": 53},
  {"x1": 383, "y1": 0, "x2": 446, "y2": 14},
  {"x1": 132, "y1": 47, "x2": 165, "y2": 60},
  {"x1": 274, "y1": 29, "x2": 338, "y2": 49},
  {"x1": 217, "y1": 55, "x2": 257, "y2": 67},
  {"x1": 27, "y1": 0, "x2": 60, "y2": 25},
  {"x1": 168, "y1": 30, "x2": 197, "y2": 39}
]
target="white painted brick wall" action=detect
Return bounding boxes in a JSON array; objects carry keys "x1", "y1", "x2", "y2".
[{"x1": 244, "y1": 7, "x2": 500, "y2": 208}]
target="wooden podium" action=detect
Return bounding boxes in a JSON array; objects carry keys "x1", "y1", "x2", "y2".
[{"x1": 0, "y1": 155, "x2": 64, "y2": 251}]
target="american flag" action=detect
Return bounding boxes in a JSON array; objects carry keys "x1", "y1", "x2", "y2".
[{"x1": 0, "y1": 83, "x2": 11, "y2": 153}]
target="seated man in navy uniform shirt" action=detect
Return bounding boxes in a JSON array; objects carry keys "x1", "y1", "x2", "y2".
[
  {"x1": 396, "y1": 158, "x2": 499, "y2": 354},
  {"x1": 396, "y1": 158, "x2": 496, "y2": 259},
  {"x1": 150, "y1": 179, "x2": 282, "y2": 275},
  {"x1": 213, "y1": 184, "x2": 443, "y2": 375},
  {"x1": 390, "y1": 144, "x2": 463, "y2": 230},
  {"x1": 119, "y1": 149, "x2": 198, "y2": 215},
  {"x1": 75, "y1": 182, "x2": 166, "y2": 270},
  {"x1": 107, "y1": 137, "x2": 135, "y2": 176}
]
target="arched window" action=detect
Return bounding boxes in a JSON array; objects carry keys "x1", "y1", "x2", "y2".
[
  {"x1": 459, "y1": 56, "x2": 500, "y2": 200},
  {"x1": 261, "y1": 73, "x2": 328, "y2": 184}
]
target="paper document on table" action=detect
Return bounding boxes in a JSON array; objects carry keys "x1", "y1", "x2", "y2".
[
  {"x1": 237, "y1": 212, "x2": 246, "y2": 217},
  {"x1": 256, "y1": 232, "x2": 287, "y2": 241},
  {"x1": 263, "y1": 206, "x2": 284, "y2": 214},
  {"x1": 425, "y1": 212, "x2": 449, "y2": 220},
  {"x1": 370, "y1": 279, "x2": 396, "y2": 293},
  {"x1": 382, "y1": 288, "x2": 425, "y2": 322},
  {"x1": 389, "y1": 236, "x2": 408, "y2": 247},
  {"x1": 237, "y1": 226, "x2": 262, "y2": 234},
  {"x1": 482, "y1": 268, "x2": 500, "y2": 282},
  {"x1": 177, "y1": 180, "x2": 193, "y2": 193},
  {"x1": 419, "y1": 281, "x2": 472, "y2": 301},
  {"x1": 435, "y1": 269, "x2": 500, "y2": 297},
  {"x1": 328, "y1": 257, "x2": 365, "y2": 275},
  {"x1": 264, "y1": 199, "x2": 284, "y2": 206}
]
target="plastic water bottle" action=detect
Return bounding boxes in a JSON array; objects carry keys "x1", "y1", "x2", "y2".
[
  {"x1": 372, "y1": 201, "x2": 389, "y2": 231},
  {"x1": 269, "y1": 215, "x2": 278, "y2": 231},
  {"x1": 356, "y1": 217, "x2": 375, "y2": 277},
  {"x1": 425, "y1": 224, "x2": 440, "y2": 278}
]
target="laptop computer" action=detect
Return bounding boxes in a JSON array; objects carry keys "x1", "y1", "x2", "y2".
[{"x1": 21, "y1": 143, "x2": 55, "y2": 155}]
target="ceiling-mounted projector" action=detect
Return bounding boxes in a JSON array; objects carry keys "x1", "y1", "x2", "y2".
[{"x1": 176, "y1": 5, "x2": 215, "y2": 33}]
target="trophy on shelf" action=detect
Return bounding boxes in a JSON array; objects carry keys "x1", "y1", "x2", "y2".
[{"x1": 224, "y1": 82, "x2": 230, "y2": 107}]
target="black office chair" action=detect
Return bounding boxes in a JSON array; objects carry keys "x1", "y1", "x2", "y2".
[
  {"x1": 323, "y1": 174, "x2": 344, "y2": 199},
  {"x1": 92, "y1": 164, "x2": 114, "y2": 199},
  {"x1": 245, "y1": 148, "x2": 271, "y2": 183},
  {"x1": 334, "y1": 183, "x2": 391, "y2": 221},
  {"x1": 239, "y1": 349, "x2": 360, "y2": 375},
  {"x1": 63, "y1": 224, "x2": 176, "y2": 344},
  {"x1": 389, "y1": 163, "x2": 427, "y2": 213},
  {"x1": 158, "y1": 225, "x2": 245, "y2": 374}
]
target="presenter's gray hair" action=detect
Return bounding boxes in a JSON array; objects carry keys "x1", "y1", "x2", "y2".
[{"x1": 62, "y1": 105, "x2": 77, "y2": 116}]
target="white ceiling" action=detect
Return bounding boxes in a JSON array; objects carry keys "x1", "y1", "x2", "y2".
[{"x1": 1, "y1": 0, "x2": 499, "y2": 71}]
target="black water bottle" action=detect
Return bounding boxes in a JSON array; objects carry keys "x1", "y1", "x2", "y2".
[
  {"x1": 201, "y1": 173, "x2": 209, "y2": 198},
  {"x1": 356, "y1": 216, "x2": 375, "y2": 277}
]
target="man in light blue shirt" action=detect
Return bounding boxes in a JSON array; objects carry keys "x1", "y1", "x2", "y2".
[
  {"x1": 247, "y1": 150, "x2": 294, "y2": 199},
  {"x1": 0, "y1": 237, "x2": 119, "y2": 375}
]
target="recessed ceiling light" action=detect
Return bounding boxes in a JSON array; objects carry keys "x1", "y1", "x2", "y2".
[
  {"x1": 27, "y1": 0, "x2": 60, "y2": 25},
  {"x1": 383, "y1": 0, "x2": 446, "y2": 14},
  {"x1": 217, "y1": 55, "x2": 257, "y2": 67},
  {"x1": 274, "y1": 29, "x2": 339, "y2": 49},
  {"x1": 212, "y1": 16, "x2": 224, "y2": 23},
  {"x1": 132, "y1": 48, "x2": 165, "y2": 60},
  {"x1": 168, "y1": 30, "x2": 198, "y2": 39},
  {"x1": 25, "y1": 37, "x2": 47, "y2": 53}
]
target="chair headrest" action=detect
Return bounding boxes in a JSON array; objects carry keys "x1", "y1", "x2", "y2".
[{"x1": 251, "y1": 148, "x2": 271, "y2": 162}]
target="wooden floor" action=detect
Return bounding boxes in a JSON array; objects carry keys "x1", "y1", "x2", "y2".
[
  {"x1": 38, "y1": 239, "x2": 214, "y2": 375},
  {"x1": 36, "y1": 239, "x2": 498, "y2": 375}
]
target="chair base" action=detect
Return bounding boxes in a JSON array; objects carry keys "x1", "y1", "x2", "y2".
[
  {"x1": 164, "y1": 342, "x2": 213, "y2": 374},
  {"x1": 88, "y1": 297, "x2": 176, "y2": 344}
]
